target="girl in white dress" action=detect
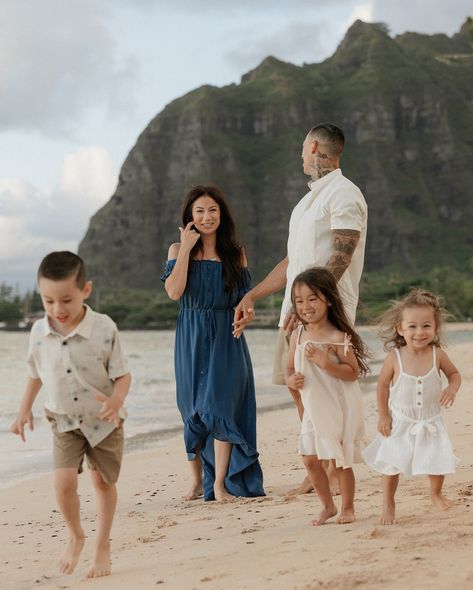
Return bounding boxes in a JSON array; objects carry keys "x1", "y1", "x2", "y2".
[
  {"x1": 286, "y1": 268, "x2": 369, "y2": 526},
  {"x1": 363, "y1": 289, "x2": 461, "y2": 525}
]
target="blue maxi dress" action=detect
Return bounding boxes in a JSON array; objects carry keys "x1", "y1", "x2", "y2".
[{"x1": 161, "y1": 259, "x2": 265, "y2": 501}]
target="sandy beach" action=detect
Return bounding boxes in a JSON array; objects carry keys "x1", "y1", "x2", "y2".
[{"x1": 1, "y1": 339, "x2": 472, "y2": 590}]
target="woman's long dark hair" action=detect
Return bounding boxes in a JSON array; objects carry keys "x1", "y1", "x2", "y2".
[
  {"x1": 181, "y1": 185, "x2": 244, "y2": 292},
  {"x1": 291, "y1": 267, "x2": 370, "y2": 376}
]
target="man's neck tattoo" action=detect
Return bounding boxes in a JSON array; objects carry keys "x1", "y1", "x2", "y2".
[{"x1": 310, "y1": 151, "x2": 337, "y2": 179}]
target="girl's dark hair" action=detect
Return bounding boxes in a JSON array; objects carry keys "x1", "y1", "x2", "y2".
[
  {"x1": 291, "y1": 267, "x2": 370, "y2": 376},
  {"x1": 38, "y1": 251, "x2": 86, "y2": 288},
  {"x1": 182, "y1": 185, "x2": 244, "y2": 292},
  {"x1": 377, "y1": 288, "x2": 448, "y2": 351}
]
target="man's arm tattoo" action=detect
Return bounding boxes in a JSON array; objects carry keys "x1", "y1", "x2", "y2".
[{"x1": 325, "y1": 229, "x2": 361, "y2": 281}]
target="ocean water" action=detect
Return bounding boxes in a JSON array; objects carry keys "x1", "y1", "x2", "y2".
[{"x1": 1, "y1": 326, "x2": 471, "y2": 488}]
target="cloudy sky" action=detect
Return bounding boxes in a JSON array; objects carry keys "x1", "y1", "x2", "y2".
[{"x1": 0, "y1": 0, "x2": 471, "y2": 291}]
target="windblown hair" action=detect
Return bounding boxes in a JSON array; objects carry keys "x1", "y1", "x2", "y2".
[
  {"x1": 308, "y1": 123, "x2": 345, "y2": 156},
  {"x1": 38, "y1": 251, "x2": 86, "y2": 288},
  {"x1": 181, "y1": 184, "x2": 244, "y2": 292},
  {"x1": 291, "y1": 267, "x2": 370, "y2": 376},
  {"x1": 377, "y1": 288, "x2": 449, "y2": 351}
]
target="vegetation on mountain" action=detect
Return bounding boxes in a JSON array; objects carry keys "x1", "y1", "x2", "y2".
[{"x1": 71, "y1": 19, "x2": 473, "y2": 327}]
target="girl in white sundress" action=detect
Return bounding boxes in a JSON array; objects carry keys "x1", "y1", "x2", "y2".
[
  {"x1": 286, "y1": 268, "x2": 370, "y2": 526},
  {"x1": 363, "y1": 289, "x2": 461, "y2": 525}
]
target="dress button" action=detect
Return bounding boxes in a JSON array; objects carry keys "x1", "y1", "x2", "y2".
[
  {"x1": 417, "y1": 391, "x2": 422, "y2": 395},
  {"x1": 66, "y1": 369, "x2": 72, "y2": 374},
  {"x1": 62, "y1": 341, "x2": 67, "y2": 346},
  {"x1": 417, "y1": 379, "x2": 422, "y2": 384},
  {"x1": 73, "y1": 397, "x2": 78, "y2": 401},
  {"x1": 79, "y1": 420, "x2": 83, "y2": 424},
  {"x1": 417, "y1": 402, "x2": 422, "y2": 406}
]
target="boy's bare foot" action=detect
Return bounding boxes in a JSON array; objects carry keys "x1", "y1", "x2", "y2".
[
  {"x1": 311, "y1": 505, "x2": 337, "y2": 526},
  {"x1": 337, "y1": 509, "x2": 355, "y2": 524},
  {"x1": 380, "y1": 502, "x2": 396, "y2": 525},
  {"x1": 431, "y1": 493, "x2": 452, "y2": 511},
  {"x1": 182, "y1": 484, "x2": 203, "y2": 501},
  {"x1": 86, "y1": 541, "x2": 111, "y2": 578},
  {"x1": 59, "y1": 535, "x2": 85, "y2": 574},
  {"x1": 285, "y1": 475, "x2": 314, "y2": 497}
]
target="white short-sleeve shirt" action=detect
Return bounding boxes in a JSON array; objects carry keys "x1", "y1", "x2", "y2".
[
  {"x1": 27, "y1": 305, "x2": 129, "y2": 447},
  {"x1": 279, "y1": 168, "x2": 367, "y2": 326}
]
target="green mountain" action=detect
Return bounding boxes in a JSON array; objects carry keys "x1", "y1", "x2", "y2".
[{"x1": 79, "y1": 19, "x2": 473, "y2": 319}]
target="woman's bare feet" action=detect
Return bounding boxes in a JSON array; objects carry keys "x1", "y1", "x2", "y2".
[
  {"x1": 431, "y1": 492, "x2": 452, "y2": 511},
  {"x1": 86, "y1": 541, "x2": 111, "y2": 578},
  {"x1": 214, "y1": 485, "x2": 236, "y2": 502},
  {"x1": 380, "y1": 502, "x2": 396, "y2": 525},
  {"x1": 182, "y1": 484, "x2": 203, "y2": 501},
  {"x1": 58, "y1": 534, "x2": 85, "y2": 574},
  {"x1": 311, "y1": 505, "x2": 337, "y2": 526},
  {"x1": 337, "y1": 509, "x2": 355, "y2": 524}
]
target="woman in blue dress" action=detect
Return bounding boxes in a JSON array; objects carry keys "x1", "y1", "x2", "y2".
[{"x1": 162, "y1": 185, "x2": 265, "y2": 502}]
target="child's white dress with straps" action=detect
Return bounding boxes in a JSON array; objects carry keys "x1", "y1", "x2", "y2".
[
  {"x1": 295, "y1": 326, "x2": 365, "y2": 468},
  {"x1": 363, "y1": 346, "x2": 458, "y2": 476}
]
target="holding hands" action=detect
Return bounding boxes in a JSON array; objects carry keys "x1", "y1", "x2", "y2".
[
  {"x1": 233, "y1": 293, "x2": 255, "y2": 339},
  {"x1": 282, "y1": 310, "x2": 299, "y2": 334}
]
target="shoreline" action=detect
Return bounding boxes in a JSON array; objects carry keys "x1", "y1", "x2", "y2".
[
  {"x1": 2, "y1": 323, "x2": 472, "y2": 492},
  {"x1": 2, "y1": 380, "x2": 379, "y2": 492}
]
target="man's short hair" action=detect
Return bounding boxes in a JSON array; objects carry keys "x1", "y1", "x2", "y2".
[
  {"x1": 38, "y1": 251, "x2": 86, "y2": 288},
  {"x1": 308, "y1": 123, "x2": 345, "y2": 156}
]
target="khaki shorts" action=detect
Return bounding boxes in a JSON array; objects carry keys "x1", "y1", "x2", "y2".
[
  {"x1": 272, "y1": 327, "x2": 291, "y2": 386},
  {"x1": 47, "y1": 415, "x2": 124, "y2": 485}
]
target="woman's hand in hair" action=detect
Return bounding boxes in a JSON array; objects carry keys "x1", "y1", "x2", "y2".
[{"x1": 179, "y1": 222, "x2": 200, "y2": 254}]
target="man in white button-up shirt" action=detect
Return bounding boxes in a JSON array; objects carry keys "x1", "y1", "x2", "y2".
[
  {"x1": 234, "y1": 123, "x2": 367, "y2": 493},
  {"x1": 10, "y1": 251, "x2": 131, "y2": 578}
]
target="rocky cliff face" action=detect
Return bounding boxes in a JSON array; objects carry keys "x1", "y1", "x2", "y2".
[{"x1": 79, "y1": 19, "x2": 473, "y2": 291}]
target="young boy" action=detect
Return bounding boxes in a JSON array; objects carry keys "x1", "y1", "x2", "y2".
[{"x1": 10, "y1": 251, "x2": 131, "y2": 579}]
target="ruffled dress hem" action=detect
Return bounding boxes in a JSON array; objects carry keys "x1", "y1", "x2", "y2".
[
  {"x1": 184, "y1": 412, "x2": 265, "y2": 501},
  {"x1": 298, "y1": 433, "x2": 365, "y2": 468},
  {"x1": 362, "y1": 436, "x2": 459, "y2": 477}
]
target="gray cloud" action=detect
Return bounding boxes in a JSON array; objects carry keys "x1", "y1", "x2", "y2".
[
  {"x1": 224, "y1": 20, "x2": 331, "y2": 71},
  {"x1": 372, "y1": 0, "x2": 472, "y2": 35},
  {"x1": 110, "y1": 0, "x2": 357, "y2": 12},
  {"x1": 0, "y1": 0, "x2": 138, "y2": 136}
]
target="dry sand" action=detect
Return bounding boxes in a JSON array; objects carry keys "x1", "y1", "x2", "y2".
[{"x1": 1, "y1": 341, "x2": 472, "y2": 590}]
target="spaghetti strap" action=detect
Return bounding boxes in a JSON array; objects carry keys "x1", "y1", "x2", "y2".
[
  {"x1": 432, "y1": 346, "x2": 437, "y2": 368},
  {"x1": 394, "y1": 348, "x2": 404, "y2": 372},
  {"x1": 297, "y1": 324, "x2": 304, "y2": 345}
]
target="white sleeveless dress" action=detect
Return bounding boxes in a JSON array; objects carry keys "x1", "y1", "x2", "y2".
[
  {"x1": 362, "y1": 347, "x2": 458, "y2": 476},
  {"x1": 295, "y1": 326, "x2": 365, "y2": 468}
]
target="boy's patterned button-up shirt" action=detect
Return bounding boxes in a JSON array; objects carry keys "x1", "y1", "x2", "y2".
[{"x1": 27, "y1": 305, "x2": 129, "y2": 447}]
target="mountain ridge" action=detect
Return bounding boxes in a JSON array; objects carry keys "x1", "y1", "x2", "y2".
[{"x1": 79, "y1": 18, "x2": 473, "y2": 295}]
